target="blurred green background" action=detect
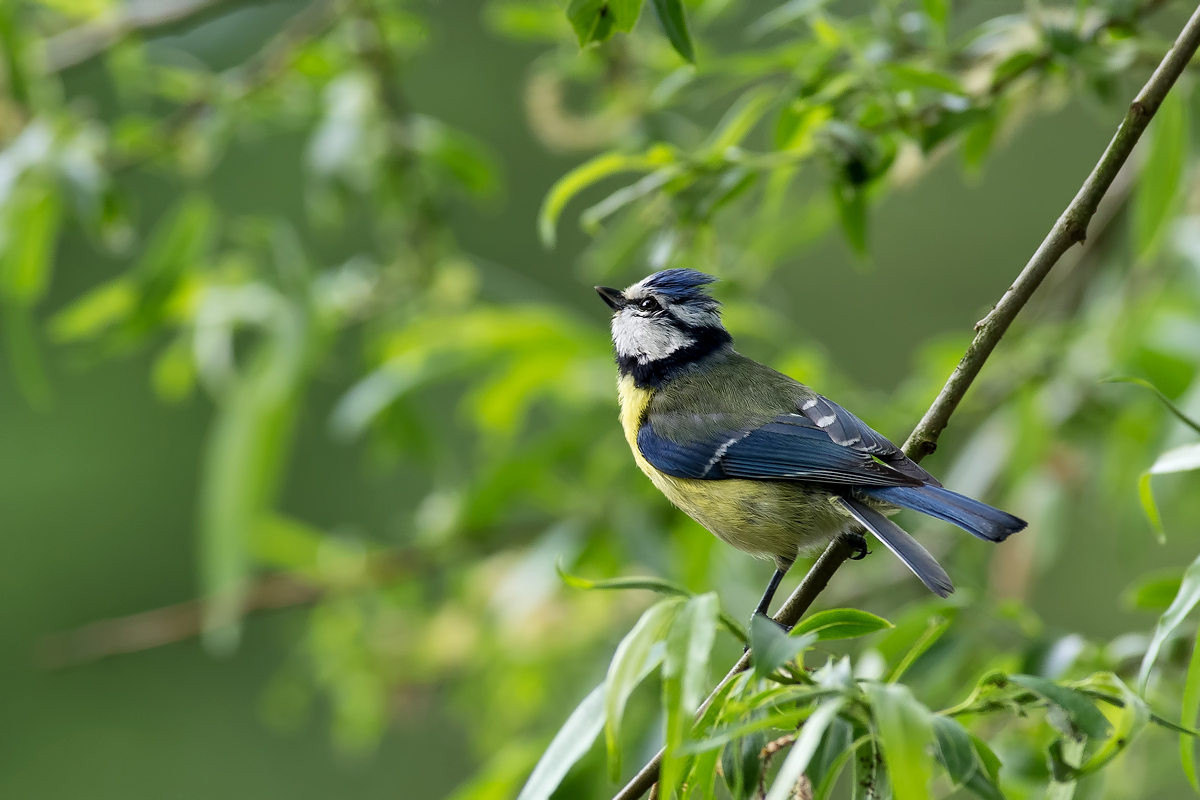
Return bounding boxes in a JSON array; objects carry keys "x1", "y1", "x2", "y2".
[{"x1": 4, "y1": 0, "x2": 1200, "y2": 797}]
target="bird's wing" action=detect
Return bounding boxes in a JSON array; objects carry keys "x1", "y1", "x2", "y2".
[
  {"x1": 794, "y1": 394, "x2": 940, "y2": 487},
  {"x1": 637, "y1": 411, "x2": 924, "y2": 487}
]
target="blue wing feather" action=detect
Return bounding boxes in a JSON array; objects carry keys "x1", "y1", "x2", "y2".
[{"x1": 637, "y1": 414, "x2": 922, "y2": 487}]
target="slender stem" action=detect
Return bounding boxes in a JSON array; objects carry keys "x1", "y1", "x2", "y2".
[
  {"x1": 42, "y1": 0, "x2": 234, "y2": 73},
  {"x1": 903, "y1": 1, "x2": 1200, "y2": 462},
  {"x1": 612, "y1": 537, "x2": 857, "y2": 800},
  {"x1": 612, "y1": 6, "x2": 1200, "y2": 798}
]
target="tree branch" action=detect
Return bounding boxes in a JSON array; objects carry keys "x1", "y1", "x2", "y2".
[
  {"x1": 613, "y1": 536, "x2": 858, "y2": 800},
  {"x1": 42, "y1": 0, "x2": 235, "y2": 73},
  {"x1": 903, "y1": 2, "x2": 1200, "y2": 461},
  {"x1": 612, "y1": 4, "x2": 1200, "y2": 798},
  {"x1": 37, "y1": 547, "x2": 419, "y2": 669},
  {"x1": 36, "y1": 573, "x2": 319, "y2": 669}
]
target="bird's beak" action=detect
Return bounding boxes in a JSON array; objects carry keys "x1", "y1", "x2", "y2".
[{"x1": 595, "y1": 286, "x2": 626, "y2": 311}]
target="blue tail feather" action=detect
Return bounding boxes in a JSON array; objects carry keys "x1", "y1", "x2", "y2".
[
  {"x1": 837, "y1": 497, "x2": 954, "y2": 598},
  {"x1": 864, "y1": 485, "x2": 1026, "y2": 543}
]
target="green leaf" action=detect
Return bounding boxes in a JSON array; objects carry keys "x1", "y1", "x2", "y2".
[
  {"x1": 887, "y1": 615, "x2": 950, "y2": 683},
  {"x1": 763, "y1": 698, "x2": 848, "y2": 800},
  {"x1": 853, "y1": 734, "x2": 888, "y2": 800},
  {"x1": 1135, "y1": 442, "x2": 1200, "y2": 544},
  {"x1": 605, "y1": 597, "x2": 683, "y2": 779},
  {"x1": 580, "y1": 166, "x2": 684, "y2": 234},
  {"x1": 610, "y1": 0, "x2": 643, "y2": 31},
  {"x1": 1046, "y1": 737, "x2": 1085, "y2": 800},
  {"x1": 1082, "y1": 689, "x2": 1200, "y2": 736},
  {"x1": 557, "y1": 563, "x2": 747, "y2": 644},
  {"x1": 0, "y1": 5, "x2": 30, "y2": 106},
  {"x1": 832, "y1": 182, "x2": 867, "y2": 257},
  {"x1": 565, "y1": 0, "x2": 616, "y2": 46},
  {"x1": 1182, "y1": 621, "x2": 1200, "y2": 791},
  {"x1": 662, "y1": 593, "x2": 720, "y2": 794},
  {"x1": 752, "y1": 614, "x2": 816, "y2": 680},
  {"x1": 704, "y1": 87, "x2": 774, "y2": 158},
  {"x1": 4, "y1": 304, "x2": 51, "y2": 406},
  {"x1": 1101, "y1": 377, "x2": 1200, "y2": 436},
  {"x1": 200, "y1": 302, "x2": 309, "y2": 655},
  {"x1": 410, "y1": 116, "x2": 500, "y2": 199},
  {"x1": 1007, "y1": 675, "x2": 1112, "y2": 740},
  {"x1": 963, "y1": 757, "x2": 1006, "y2": 799},
  {"x1": 745, "y1": 0, "x2": 832, "y2": 40},
  {"x1": 970, "y1": 734, "x2": 1004, "y2": 784},
  {"x1": 1140, "y1": 552, "x2": 1200, "y2": 692},
  {"x1": 538, "y1": 148, "x2": 674, "y2": 247},
  {"x1": 922, "y1": 0, "x2": 948, "y2": 33},
  {"x1": 152, "y1": 332, "x2": 197, "y2": 403},
  {"x1": 515, "y1": 683, "x2": 606, "y2": 800},
  {"x1": 793, "y1": 608, "x2": 893, "y2": 641},
  {"x1": 932, "y1": 716, "x2": 978, "y2": 787},
  {"x1": 49, "y1": 278, "x2": 136, "y2": 343},
  {"x1": 1139, "y1": 470, "x2": 1166, "y2": 543},
  {"x1": 0, "y1": 177, "x2": 60, "y2": 406},
  {"x1": 684, "y1": 689, "x2": 839, "y2": 753},
  {"x1": 651, "y1": 0, "x2": 695, "y2": 63},
  {"x1": 1133, "y1": 84, "x2": 1189, "y2": 262},
  {"x1": 1122, "y1": 569, "x2": 1185, "y2": 612},
  {"x1": 132, "y1": 194, "x2": 214, "y2": 311},
  {"x1": 991, "y1": 51, "x2": 1042, "y2": 87},
  {"x1": 813, "y1": 729, "x2": 867, "y2": 800},
  {"x1": 933, "y1": 721, "x2": 1005, "y2": 800},
  {"x1": 809, "y1": 716, "x2": 854, "y2": 796},
  {"x1": 1076, "y1": 674, "x2": 1147, "y2": 777},
  {"x1": 962, "y1": 112, "x2": 998, "y2": 176},
  {"x1": 0, "y1": 177, "x2": 61, "y2": 306},
  {"x1": 864, "y1": 682, "x2": 935, "y2": 800},
  {"x1": 1149, "y1": 443, "x2": 1200, "y2": 475},
  {"x1": 885, "y1": 64, "x2": 963, "y2": 95}
]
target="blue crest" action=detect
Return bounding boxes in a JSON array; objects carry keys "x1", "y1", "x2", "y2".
[{"x1": 640, "y1": 269, "x2": 718, "y2": 300}]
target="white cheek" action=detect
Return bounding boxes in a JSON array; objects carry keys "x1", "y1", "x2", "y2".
[
  {"x1": 612, "y1": 311, "x2": 695, "y2": 362},
  {"x1": 670, "y1": 304, "x2": 720, "y2": 328}
]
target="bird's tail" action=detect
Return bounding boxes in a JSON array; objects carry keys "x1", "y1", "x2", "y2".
[
  {"x1": 836, "y1": 497, "x2": 954, "y2": 598},
  {"x1": 864, "y1": 485, "x2": 1026, "y2": 543}
]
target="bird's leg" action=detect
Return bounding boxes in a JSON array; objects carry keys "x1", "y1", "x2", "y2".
[
  {"x1": 753, "y1": 565, "x2": 789, "y2": 618},
  {"x1": 745, "y1": 560, "x2": 795, "y2": 651},
  {"x1": 845, "y1": 531, "x2": 870, "y2": 560}
]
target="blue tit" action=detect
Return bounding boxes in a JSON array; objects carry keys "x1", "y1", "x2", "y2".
[{"x1": 595, "y1": 268, "x2": 1026, "y2": 619}]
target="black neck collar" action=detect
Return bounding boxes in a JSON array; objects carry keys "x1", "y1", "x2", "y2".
[{"x1": 616, "y1": 326, "x2": 732, "y2": 389}]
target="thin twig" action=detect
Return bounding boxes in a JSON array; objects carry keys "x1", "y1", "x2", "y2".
[
  {"x1": 613, "y1": 6, "x2": 1200, "y2": 798},
  {"x1": 42, "y1": 0, "x2": 234, "y2": 73},
  {"x1": 613, "y1": 537, "x2": 857, "y2": 800},
  {"x1": 37, "y1": 548, "x2": 420, "y2": 669},
  {"x1": 36, "y1": 573, "x2": 318, "y2": 669},
  {"x1": 903, "y1": 2, "x2": 1200, "y2": 462}
]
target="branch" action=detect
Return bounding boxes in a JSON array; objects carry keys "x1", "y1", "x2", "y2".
[
  {"x1": 37, "y1": 547, "x2": 419, "y2": 669},
  {"x1": 42, "y1": 0, "x2": 234, "y2": 73},
  {"x1": 613, "y1": 536, "x2": 858, "y2": 800},
  {"x1": 903, "y1": 2, "x2": 1200, "y2": 461},
  {"x1": 612, "y1": 5, "x2": 1200, "y2": 798},
  {"x1": 36, "y1": 573, "x2": 318, "y2": 669}
]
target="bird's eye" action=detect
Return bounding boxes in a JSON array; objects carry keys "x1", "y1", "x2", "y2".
[{"x1": 638, "y1": 297, "x2": 661, "y2": 312}]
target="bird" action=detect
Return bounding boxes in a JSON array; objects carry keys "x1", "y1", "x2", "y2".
[{"x1": 595, "y1": 268, "x2": 1026, "y2": 623}]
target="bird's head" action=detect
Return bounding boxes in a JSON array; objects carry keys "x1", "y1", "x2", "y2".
[{"x1": 595, "y1": 269, "x2": 731, "y2": 376}]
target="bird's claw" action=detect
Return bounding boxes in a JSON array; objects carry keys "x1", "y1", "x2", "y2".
[{"x1": 846, "y1": 532, "x2": 870, "y2": 561}]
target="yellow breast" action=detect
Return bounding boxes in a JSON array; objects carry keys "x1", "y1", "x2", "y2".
[{"x1": 615, "y1": 374, "x2": 844, "y2": 563}]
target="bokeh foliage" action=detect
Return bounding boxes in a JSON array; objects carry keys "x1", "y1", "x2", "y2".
[{"x1": 4, "y1": 0, "x2": 1200, "y2": 798}]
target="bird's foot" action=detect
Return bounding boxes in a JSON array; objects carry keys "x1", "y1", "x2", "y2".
[{"x1": 846, "y1": 532, "x2": 870, "y2": 561}]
